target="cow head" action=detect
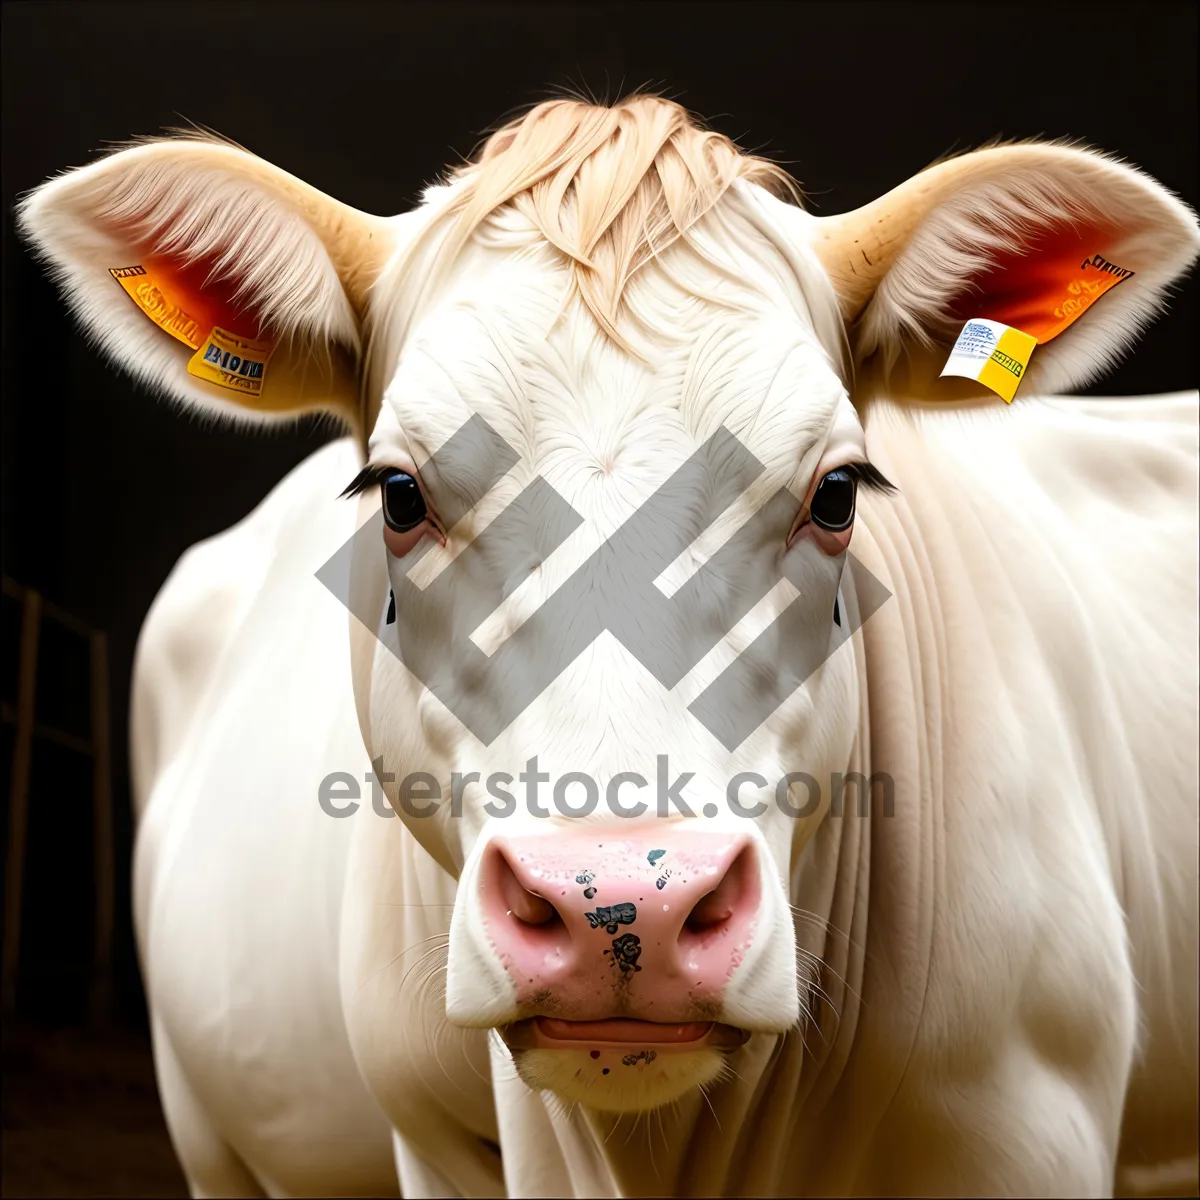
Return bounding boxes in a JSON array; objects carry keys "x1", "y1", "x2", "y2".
[{"x1": 20, "y1": 98, "x2": 1198, "y2": 1116}]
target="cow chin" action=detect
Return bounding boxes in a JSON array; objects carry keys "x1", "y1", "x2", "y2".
[{"x1": 509, "y1": 1045, "x2": 729, "y2": 1114}]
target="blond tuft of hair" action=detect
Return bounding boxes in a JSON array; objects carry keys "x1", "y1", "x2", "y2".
[{"x1": 440, "y1": 94, "x2": 800, "y2": 349}]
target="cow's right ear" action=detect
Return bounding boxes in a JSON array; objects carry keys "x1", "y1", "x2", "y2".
[
  {"x1": 806, "y1": 143, "x2": 1200, "y2": 400},
  {"x1": 17, "y1": 137, "x2": 397, "y2": 438}
]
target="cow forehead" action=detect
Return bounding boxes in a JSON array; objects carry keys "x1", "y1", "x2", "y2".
[{"x1": 372, "y1": 251, "x2": 850, "y2": 506}]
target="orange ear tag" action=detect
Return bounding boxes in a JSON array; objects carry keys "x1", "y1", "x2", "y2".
[
  {"x1": 941, "y1": 252, "x2": 1135, "y2": 402},
  {"x1": 109, "y1": 264, "x2": 204, "y2": 349},
  {"x1": 110, "y1": 263, "x2": 275, "y2": 397}
]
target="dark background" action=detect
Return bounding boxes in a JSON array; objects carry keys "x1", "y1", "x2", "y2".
[{"x1": 1, "y1": 0, "x2": 1197, "y2": 1190}]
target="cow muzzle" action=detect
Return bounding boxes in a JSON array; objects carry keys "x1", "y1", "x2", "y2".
[
  {"x1": 482, "y1": 830, "x2": 760, "y2": 1026},
  {"x1": 444, "y1": 826, "x2": 797, "y2": 1111}
]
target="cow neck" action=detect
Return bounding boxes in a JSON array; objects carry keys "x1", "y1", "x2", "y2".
[{"x1": 773, "y1": 489, "x2": 942, "y2": 1193}]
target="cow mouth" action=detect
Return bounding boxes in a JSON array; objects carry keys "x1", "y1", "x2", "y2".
[{"x1": 501, "y1": 1017, "x2": 750, "y2": 1053}]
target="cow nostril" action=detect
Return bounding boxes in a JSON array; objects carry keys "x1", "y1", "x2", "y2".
[
  {"x1": 685, "y1": 889, "x2": 733, "y2": 933},
  {"x1": 495, "y1": 849, "x2": 563, "y2": 927},
  {"x1": 683, "y1": 846, "x2": 753, "y2": 936},
  {"x1": 512, "y1": 890, "x2": 560, "y2": 927}
]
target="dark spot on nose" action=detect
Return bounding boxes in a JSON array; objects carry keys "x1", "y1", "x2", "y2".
[
  {"x1": 590, "y1": 1050, "x2": 600, "y2": 1059},
  {"x1": 602, "y1": 1067, "x2": 610, "y2": 1074}
]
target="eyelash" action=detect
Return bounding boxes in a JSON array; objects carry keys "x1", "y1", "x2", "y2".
[
  {"x1": 340, "y1": 464, "x2": 401, "y2": 499},
  {"x1": 340, "y1": 460, "x2": 897, "y2": 500},
  {"x1": 832, "y1": 460, "x2": 897, "y2": 496}
]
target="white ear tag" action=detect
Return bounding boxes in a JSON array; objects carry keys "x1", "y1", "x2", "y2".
[{"x1": 940, "y1": 318, "x2": 1037, "y2": 403}]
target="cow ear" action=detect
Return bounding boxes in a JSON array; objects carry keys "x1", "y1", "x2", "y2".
[
  {"x1": 17, "y1": 137, "x2": 397, "y2": 437},
  {"x1": 810, "y1": 143, "x2": 1200, "y2": 399}
]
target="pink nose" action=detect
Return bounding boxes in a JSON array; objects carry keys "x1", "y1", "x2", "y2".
[{"x1": 481, "y1": 831, "x2": 760, "y2": 1019}]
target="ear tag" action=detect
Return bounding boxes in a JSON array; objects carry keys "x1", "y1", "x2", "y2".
[
  {"x1": 109, "y1": 264, "x2": 203, "y2": 349},
  {"x1": 941, "y1": 251, "x2": 1135, "y2": 402},
  {"x1": 110, "y1": 263, "x2": 276, "y2": 397},
  {"x1": 940, "y1": 318, "x2": 1036, "y2": 403},
  {"x1": 186, "y1": 327, "x2": 274, "y2": 398},
  {"x1": 1036, "y1": 253, "x2": 1136, "y2": 343}
]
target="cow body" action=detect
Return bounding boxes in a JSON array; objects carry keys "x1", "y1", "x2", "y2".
[
  {"x1": 19, "y1": 96, "x2": 1200, "y2": 1197},
  {"x1": 132, "y1": 391, "x2": 1198, "y2": 1196}
]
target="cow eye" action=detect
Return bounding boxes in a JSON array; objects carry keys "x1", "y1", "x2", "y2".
[
  {"x1": 381, "y1": 471, "x2": 428, "y2": 533},
  {"x1": 809, "y1": 469, "x2": 856, "y2": 532}
]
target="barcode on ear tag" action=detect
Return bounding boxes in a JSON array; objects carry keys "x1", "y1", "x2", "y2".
[
  {"x1": 187, "y1": 327, "x2": 274, "y2": 397},
  {"x1": 940, "y1": 318, "x2": 1037, "y2": 403}
]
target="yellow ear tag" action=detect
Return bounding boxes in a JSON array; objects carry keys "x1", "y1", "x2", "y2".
[
  {"x1": 110, "y1": 264, "x2": 276, "y2": 397},
  {"x1": 940, "y1": 251, "x2": 1136, "y2": 402},
  {"x1": 186, "y1": 327, "x2": 274, "y2": 398},
  {"x1": 940, "y1": 319, "x2": 1037, "y2": 403}
]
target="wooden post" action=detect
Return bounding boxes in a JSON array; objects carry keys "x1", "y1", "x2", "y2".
[
  {"x1": 3, "y1": 589, "x2": 41, "y2": 1015},
  {"x1": 88, "y1": 630, "x2": 114, "y2": 1026}
]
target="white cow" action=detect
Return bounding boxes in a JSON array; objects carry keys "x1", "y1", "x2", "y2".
[{"x1": 19, "y1": 97, "x2": 1199, "y2": 1197}]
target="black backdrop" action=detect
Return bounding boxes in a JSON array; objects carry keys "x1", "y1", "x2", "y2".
[{"x1": 2, "y1": 0, "x2": 1197, "y2": 1025}]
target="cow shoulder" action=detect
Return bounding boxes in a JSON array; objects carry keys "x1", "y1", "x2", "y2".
[
  {"x1": 130, "y1": 436, "x2": 400, "y2": 1196},
  {"x1": 853, "y1": 389, "x2": 1197, "y2": 1191},
  {"x1": 130, "y1": 436, "x2": 363, "y2": 811}
]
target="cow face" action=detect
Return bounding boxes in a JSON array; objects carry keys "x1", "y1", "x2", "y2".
[
  {"x1": 354, "y1": 225, "x2": 869, "y2": 1109},
  {"x1": 20, "y1": 96, "x2": 1198, "y2": 1118}
]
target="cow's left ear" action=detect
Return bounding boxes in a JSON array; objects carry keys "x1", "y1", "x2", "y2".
[{"x1": 810, "y1": 143, "x2": 1200, "y2": 398}]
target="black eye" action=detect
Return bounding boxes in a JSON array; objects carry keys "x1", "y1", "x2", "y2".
[
  {"x1": 381, "y1": 470, "x2": 427, "y2": 533},
  {"x1": 809, "y1": 469, "x2": 856, "y2": 532}
]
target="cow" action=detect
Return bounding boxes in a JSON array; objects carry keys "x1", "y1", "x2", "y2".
[{"x1": 18, "y1": 96, "x2": 1199, "y2": 1197}]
